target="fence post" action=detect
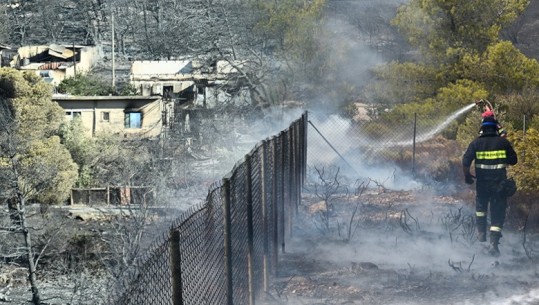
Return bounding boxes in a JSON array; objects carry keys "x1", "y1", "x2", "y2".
[
  {"x1": 261, "y1": 140, "x2": 269, "y2": 292},
  {"x1": 245, "y1": 154, "x2": 255, "y2": 305},
  {"x1": 280, "y1": 131, "x2": 286, "y2": 254},
  {"x1": 303, "y1": 112, "x2": 308, "y2": 186},
  {"x1": 169, "y1": 229, "x2": 183, "y2": 305},
  {"x1": 271, "y1": 137, "x2": 279, "y2": 276},
  {"x1": 294, "y1": 121, "x2": 301, "y2": 213},
  {"x1": 412, "y1": 113, "x2": 417, "y2": 177},
  {"x1": 223, "y1": 177, "x2": 234, "y2": 305},
  {"x1": 288, "y1": 128, "x2": 294, "y2": 238}
]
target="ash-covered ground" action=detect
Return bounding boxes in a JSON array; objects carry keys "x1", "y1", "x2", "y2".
[{"x1": 261, "y1": 187, "x2": 539, "y2": 305}]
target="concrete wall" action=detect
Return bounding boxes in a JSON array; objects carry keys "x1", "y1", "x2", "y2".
[{"x1": 54, "y1": 96, "x2": 164, "y2": 138}]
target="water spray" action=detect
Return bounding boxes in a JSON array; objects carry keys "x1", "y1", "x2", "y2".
[
  {"x1": 308, "y1": 102, "x2": 478, "y2": 177},
  {"x1": 389, "y1": 102, "x2": 477, "y2": 146}
]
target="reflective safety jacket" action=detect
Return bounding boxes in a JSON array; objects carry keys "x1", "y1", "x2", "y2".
[{"x1": 462, "y1": 130, "x2": 518, "y2": 181}]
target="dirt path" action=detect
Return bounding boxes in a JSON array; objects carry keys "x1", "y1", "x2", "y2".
[{"x1": 262, "y1": 190, "x2": 539, "y2": 305}]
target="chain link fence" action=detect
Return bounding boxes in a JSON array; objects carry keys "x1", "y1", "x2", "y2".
[
  {"x1": 306, "y1": 109, "x2": 535, "y2": 187},
  {"x1": 306, "y1": 110, "x2": 467, "y2": 188},
  {"x1": 107, "y1": 106, "x2": 515, "y2": 304},
  {"x1": 108, "y1": 112, "x2": 307, "y2": 305}
]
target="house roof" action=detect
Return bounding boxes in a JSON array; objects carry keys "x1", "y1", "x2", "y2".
[
  {"x1": 40, "y1": 62, "x2": 73, "y2": 70},
  {"x1": 19, "y1": 62, "x2": 73, "y2": 70},
  {"x1": 52, "y1": 95, "x2": 162, "y2": 102},
  {"x1": 48, "y1": 44, "x2": 76, "y2": 59},
  {"x1": 130, "y1": 60, "x2": 193, "y2": 75}
]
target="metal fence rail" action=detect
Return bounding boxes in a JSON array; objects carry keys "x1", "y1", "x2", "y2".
[{"x1": 108, "y1": 112, "x2": 308, "y2": 305}]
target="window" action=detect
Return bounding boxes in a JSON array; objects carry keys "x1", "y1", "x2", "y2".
[
  {"x1": 163, "y1": 86, "x2": 173, "y2": 98},
  {"x1": 124, "y1": 112, "x2": 142, "y2": 128},
  {"x1": 66, "y1": 111, "x2": 81, "y2": 120},
  {"x1": 102, "y1": 112, "x2": 110, "y2": 122}
]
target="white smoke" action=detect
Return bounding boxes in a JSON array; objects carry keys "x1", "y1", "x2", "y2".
[{"x1": 307, "y1": 112, "x2": 423, "y2": 190}]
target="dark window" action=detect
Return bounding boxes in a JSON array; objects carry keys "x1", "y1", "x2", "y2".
[
  {"x1": 102, "y1": 112, "x2": 110, "y2": 122},
  {"x1": 197, "y1": 86, "x2": 204, "y2": 94},
  {"x1": 125, "y1": 112, "x2": 142, "y2": 128},
  {"x1": 66, "y1": 111, "x2": 81, "y2": 120},
  {"x1": 163, "y1": 85, "x2": 173, "y2": 98}
]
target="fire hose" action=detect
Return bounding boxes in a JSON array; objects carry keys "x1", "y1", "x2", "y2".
[{"x1": 475, "y1": 99, "x2": 495, "y2": 118}]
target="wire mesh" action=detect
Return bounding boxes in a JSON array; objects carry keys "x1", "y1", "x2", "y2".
[
  {"x1": 248, "y1": 143, "x2": 266, "y2": 296},
  {"x1": 306, "y1": 111, "x2": 463, "y2": 185},
  {"x1": 108, "y1": 112, "x2": 308, "y2": 305},
  {"x1": 229, "y1": 161, "x2": 250, "y2": 305},
  {"x1": 112, "y1": 236, "x2": 173, "y2": 305}
]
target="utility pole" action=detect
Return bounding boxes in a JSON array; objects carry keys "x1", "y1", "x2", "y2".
[
  {"x1": 112, "y1": 11, "x2": 116, "y2": 91},
  {"x1": 72, "y1": 42, "x2": 76, "y2": 76}
]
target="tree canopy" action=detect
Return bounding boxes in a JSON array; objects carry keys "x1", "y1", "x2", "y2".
[
  {"x1": 391, "y1": 0, "x2": 529, "y2": 64},
  {"x1": 368, "y1": 0, "x2": 539, "y2": 126},
  {"x1": 0, "y1": 68, "x2": 77, "y2": 204}
]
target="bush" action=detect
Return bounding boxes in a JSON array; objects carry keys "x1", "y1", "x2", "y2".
[
  {"x1": 58, "y1": 74, "x2": 113, "y2": 96},
  {"x1": 508, "y1": 128, "x2": 539, "y2": 193}
]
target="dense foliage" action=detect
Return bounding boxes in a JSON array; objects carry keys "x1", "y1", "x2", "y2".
[
  {"x1": 0, "y1": 67, "x2": 78, "y2": 204},
  {"x1": 358, "y1": 0, "x2": 539, "y2": 188},
  {"x1": 57, "y1": 74, "x2": 113, "y2": 96},
  {"x1": 368, "y1": 0, "x2": 537, "y2": 109}
]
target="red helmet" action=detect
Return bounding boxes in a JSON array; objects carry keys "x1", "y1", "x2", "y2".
[{"x1": 481, "y1": 110, "x2": 494, "y2": 118}]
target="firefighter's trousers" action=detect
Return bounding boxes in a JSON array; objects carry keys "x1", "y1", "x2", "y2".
[{"x1": 475, "y1": 179, "x2": 507, "y2": 237}]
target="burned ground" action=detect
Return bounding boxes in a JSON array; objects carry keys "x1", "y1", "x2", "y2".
[
  {"x1": 1, "y1": 183, "x2": 538, "y2": 304},
  {"x1": 262, "y1": 188, "x2": 539, "y2": 305}
]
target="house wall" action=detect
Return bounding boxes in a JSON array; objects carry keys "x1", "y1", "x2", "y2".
[
  {"x1": 55, "y1": 97, "x2": 164, "y2": 138},
  {"x1": 77, "y1": 46, "x2": 103, "y2": 74},
  {"x1": 41, "y1": 68, "x2": 70, "y2": 86},
  {"x1": 133, "y1": 80, "x2": 195, "y2": 96},
  {"x1": 13, "y1": 45, "x2": 102, "y2": 85}
]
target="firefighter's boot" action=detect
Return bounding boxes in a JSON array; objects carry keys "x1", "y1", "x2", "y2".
[
  {"x1": 476, "y1": 214, "x2": 487, "y2": 242},
  {"x1": 488, "y1": 232, "x2": 501, "y2": 257}
]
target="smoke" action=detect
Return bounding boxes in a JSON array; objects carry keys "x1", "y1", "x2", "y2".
[
  {"x1": 299, "y1": 109, "x2": 539, "y2": 305},
  {"x1": 279, "y1": 192, "x2": 539, "y2": 305},
  {"x1": 307, "y1": 111, "x2": 424, "y2": 190},
  {"x1": 488, "y1": 289, "x2": 539, "y2": 305}
]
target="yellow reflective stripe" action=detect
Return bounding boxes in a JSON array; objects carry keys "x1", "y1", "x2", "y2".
[
  {"x1": 476, "y1": 150, "x2": 507, "y2": 159},
  {"x1": 476, "y1": 212, "x2": 486, "y2": 217},
  {"x1": 490, "y1": 226, "x2": 502, "y2": 232},
  {"x1": 475, "y1": 164, "x2": 506, "y2": 169}
]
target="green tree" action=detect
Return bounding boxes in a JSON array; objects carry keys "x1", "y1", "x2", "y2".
[
  {"x1": 59, "y1": 118, "x2": 98, "y2": 187},
  {"x1": 391, "y1": 0, "x2": 528, "y2": 64},
  {"x1": 20, "y1": 137, "x2": 78, "y2": 204},
  {"x1": 509, "y1": 128, "x2": 539, "y2": 192},
  {"x1": 57, "y1": 74, "x2": 113, "y2": 96},
  {"x1": 0, "y1": 67, "x2": 78, "y2": 305},
  {"x1": 372, "y1": 0, "x2": 534, "y2": 105}
]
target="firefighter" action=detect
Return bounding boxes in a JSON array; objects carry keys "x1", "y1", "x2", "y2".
[{"x1": 462, "y1": 116, "x2": 518, "y2": 257}]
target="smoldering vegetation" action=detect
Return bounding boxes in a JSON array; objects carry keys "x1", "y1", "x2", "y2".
[
  {"x1": 261, "y1": 112, "x2": 539, "y2": 305},
  {"x1": 260, "y1": 166, "x2": 539, "y2": 305}
]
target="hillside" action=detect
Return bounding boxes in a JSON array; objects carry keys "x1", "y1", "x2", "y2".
[{"x1": 510, "y1": 1, "x2": 539, "y2": 60}]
